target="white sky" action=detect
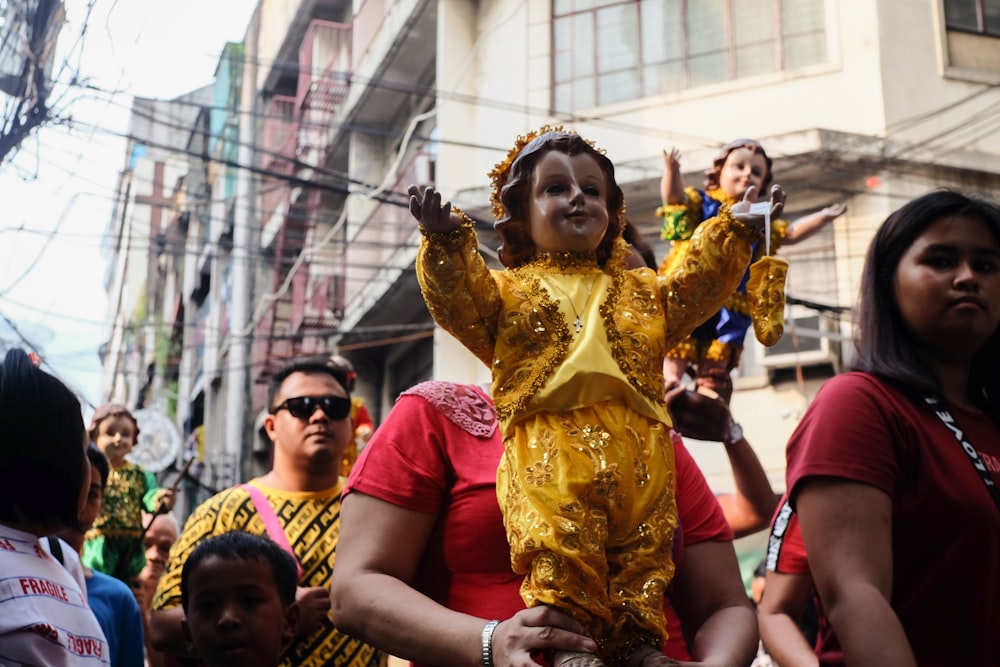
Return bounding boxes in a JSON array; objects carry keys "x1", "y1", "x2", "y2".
[{"x1": 0, "y1": 0, "x2": 258, "y2": 409}]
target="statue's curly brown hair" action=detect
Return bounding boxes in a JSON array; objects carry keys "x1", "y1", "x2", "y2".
[
  {"x1": 494, "y1": 131, "x2": 625, "y2": 268},
  {"x1": 89, "y1": 403, "x2": 140, "y2": 441},
  {"x1": 704, "y1": 138, "x2": 773, "y2": 191}
]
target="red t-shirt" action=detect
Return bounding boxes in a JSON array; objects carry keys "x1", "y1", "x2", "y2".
[
  {"x1": 344, "y1": 383, "x2": 732, "y2": 662},
  {"x1": 786, "y1": 372, "x2": 1000, "y2": 666}
]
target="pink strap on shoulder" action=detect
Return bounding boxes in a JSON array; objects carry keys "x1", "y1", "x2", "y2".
[{"x1": 240, "y1": 483, "x2": 303, "y2": 579}]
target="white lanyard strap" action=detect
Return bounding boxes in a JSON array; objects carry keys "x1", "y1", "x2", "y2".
[{"x1": 923, "y1": 395, "x2": 1000, "y2": 513}]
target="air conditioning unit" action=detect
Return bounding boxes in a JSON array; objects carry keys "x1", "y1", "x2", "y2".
[{"x1": 758, "y1": 311, "x2": 839, "y2": 369}]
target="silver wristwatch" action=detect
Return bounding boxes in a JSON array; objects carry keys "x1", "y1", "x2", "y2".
[
  {"x1": 724, "y1": 420, "x2": 744, "y2": 446},
  {"x1": 481, "y1": 620, "x2": 500, "y2": 667}
]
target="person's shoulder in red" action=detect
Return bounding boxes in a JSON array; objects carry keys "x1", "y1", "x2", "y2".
[{"x1": 786, "y1": 371, "x2": 917, "y2": 506}]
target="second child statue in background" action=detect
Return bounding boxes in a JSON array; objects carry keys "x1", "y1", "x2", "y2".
[{"x1": 84, "y1": 403, "x2": 176, "y2": 584}]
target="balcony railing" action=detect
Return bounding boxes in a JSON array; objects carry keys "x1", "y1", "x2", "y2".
[
  {"x1": 296, "y1": 19, "x2": 351, "y2": 162},
  {"x1": 286, "y1": 248, "x2": 344, "y2": 334},
  {"x1": 304, "y1": 273, "x2": 344, "y2": 329},
  {"x1": 298, "y1": 20, "x2": 351, "y2": 117}
]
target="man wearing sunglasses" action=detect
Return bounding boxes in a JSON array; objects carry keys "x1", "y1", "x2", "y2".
[{"x1": 148, "y1": 356, "x2": 383, "y2": 667}]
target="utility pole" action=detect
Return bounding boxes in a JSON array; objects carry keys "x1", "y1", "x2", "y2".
[{"x1": 224, "y1": 43, "x2": 257, "y2": 483}]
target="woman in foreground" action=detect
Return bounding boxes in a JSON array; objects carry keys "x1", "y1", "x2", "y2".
[
  {"x1": 330, "y1": 381, "x2": 756, "y2": 667},
  {"x1": 786, "y1": 190, "x2": 1000, "y2": 666}
]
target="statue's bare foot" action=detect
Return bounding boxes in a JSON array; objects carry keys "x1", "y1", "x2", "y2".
[
  {"x1": 553, "y1": 650, "x2": 605, "y2": 667},
  {"x1": 626, "y1": 643, "x2": 681, "y2": 667}
]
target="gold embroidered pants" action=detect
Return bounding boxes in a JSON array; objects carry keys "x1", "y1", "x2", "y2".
[{"x1": 497, "y1": 404, "x2": 677, "y2": 663}]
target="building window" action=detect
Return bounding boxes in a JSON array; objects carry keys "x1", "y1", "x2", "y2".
[
  {"x1": 552, "y1": 0, "x2": 827, "y2": 112},
  {"x1": 944, "y1": 0, "x2": 1000, "y2": 37}
]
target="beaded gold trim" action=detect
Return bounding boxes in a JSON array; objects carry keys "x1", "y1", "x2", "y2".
[
  {"x1": 417, "y1": 205, "x2": 475, "y2": 240},
  {"x1": 654, "y1": 203, "x2": 686, "y2": 219},
  {"x1": 606, "y1": 236, "x2": 633, "y2": 274},
  {"x1": 705, "y1": 187, "x2": 740, "y2": 207},
  {"x1": 667, "y1": 337, "x2": 700, "y2": 363},
  {"x1": 450, "y1": 205, "x2": 475, "y2": 226},
  {"x1": 703, "y1": 338, "x2": 742, "y2": 364},
  {"x1": 493, "y1": 268, "x2": 573, "y2": 422},
  {"x1": 719, "y1": 205, "x2": 762, "y2": 244},
  {"x1": 667, "y1": 337, "x2": 742, "y2": 366},
  {"x1": 529, "y1": 251, "x2": 601, "y2": 273},
  {"x1": 600, "y1": 271, "x2": 666, "y2": 406}
]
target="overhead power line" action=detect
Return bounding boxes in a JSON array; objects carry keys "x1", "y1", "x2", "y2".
[{"x1": 0, "y1": 0, "x2": 68, "y2": 163}]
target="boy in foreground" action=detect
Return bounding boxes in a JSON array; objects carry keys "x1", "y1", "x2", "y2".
[{"x1": 180, "y1": 531, "x2": 300, "y2": 667}]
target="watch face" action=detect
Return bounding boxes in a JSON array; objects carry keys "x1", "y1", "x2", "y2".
[{"x1": 726, "y1": 421, "x2": 743, "y2": 444}]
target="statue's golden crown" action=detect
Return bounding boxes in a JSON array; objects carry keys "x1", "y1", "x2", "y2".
[{"x1": 488, "y1": 125, "x2": 606, "y2": 220}]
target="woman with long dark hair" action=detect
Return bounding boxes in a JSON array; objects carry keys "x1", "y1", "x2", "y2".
[{"x1": 786, "y1": 190, "x2": 1000, "y2": 666}]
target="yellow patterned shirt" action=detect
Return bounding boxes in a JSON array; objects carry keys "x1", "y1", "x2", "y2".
[{"x1": 151, "y1": 479, "x2": 382, "y2": 667}]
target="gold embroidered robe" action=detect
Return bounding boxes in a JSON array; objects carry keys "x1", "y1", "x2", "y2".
[{"x1": 416, "y1": 210, "x2": 756, "y2": 659}]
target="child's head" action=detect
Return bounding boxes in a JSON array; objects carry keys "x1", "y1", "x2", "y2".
[
  {"x1": 89, "y1": 403, "x2": 140, "y2": 467},
  {"x1": 705, "y1": 139, "x2": 773, "y2": 199},
  {"x1": 491, "y1": 127, "x2": 625, "y2": 268},
  {"x1": 181, "y1": 531, "x2": 300, "y2": 667},
  {"x1": 0, "y1": 348, "x2": 88, "y2": 535}
]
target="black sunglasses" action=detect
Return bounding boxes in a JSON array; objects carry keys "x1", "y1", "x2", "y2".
[{"x1": 271, "y1": 395, "x2": 351, "y2": 421}]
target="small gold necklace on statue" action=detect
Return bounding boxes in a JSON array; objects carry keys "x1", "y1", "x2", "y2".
[{"x1": 548, "y1": 282, "x2": 587, "y2": 334}]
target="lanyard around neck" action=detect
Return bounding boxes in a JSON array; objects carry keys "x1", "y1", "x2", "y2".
[{"x1": 923, "y1": 395, "x2": 1000, "y2": 513}]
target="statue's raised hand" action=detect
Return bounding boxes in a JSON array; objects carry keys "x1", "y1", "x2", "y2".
[
  {"x1": 731, "y1": 184, "x2": 786, "y2": 234},
  {"x1": 408, "y1": 185, "x2": 462, "y2": 233}
]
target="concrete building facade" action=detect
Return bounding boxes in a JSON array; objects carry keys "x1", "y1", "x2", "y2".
[{"x1": 102, "y1": 0, "x2": 1000, "y2": 535}]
